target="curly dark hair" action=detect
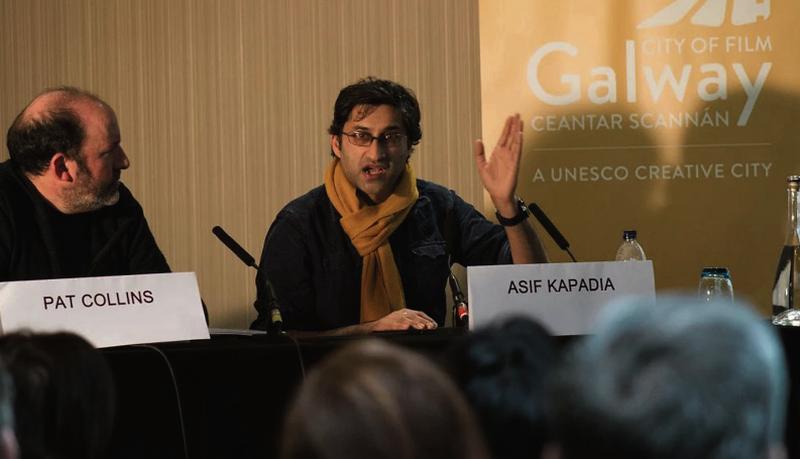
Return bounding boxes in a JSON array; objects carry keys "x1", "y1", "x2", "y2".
[{"x1": 328, "y1": 77, "x2": 422, "y2": 155}]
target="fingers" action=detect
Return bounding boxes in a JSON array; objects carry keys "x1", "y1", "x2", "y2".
[
  {"x1": 414, "y1": 310, "x2": 436, "y2": 324},
  {"x1": 473, "y1": 140, "x2": 486, "y2": 168},
  {"x1": 512, "y1": 116, "x2": 524, "y2": 166},
  {"x1": 491, "y1": 114, "x2": 523, "y2": 152},
  {"x1": 509, "y1": 125, "x2": 523, "y2": 157},
  {"x1": 476, "y1": 114, "x2": 524, "y2": 163},
  {"x1": 507, "y1": 114, "x2": 522, "y2": 150},
  {"x1": 495, "y1": 114, "x2": 514, "y2": 150},
  {"x1": 399, "y1": 308, "x2": 437, "y2": 330}
]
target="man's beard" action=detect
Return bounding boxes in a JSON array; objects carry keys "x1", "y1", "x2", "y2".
[{"x1": 63, "y1": 169, "x2": 121, "y2": 213}]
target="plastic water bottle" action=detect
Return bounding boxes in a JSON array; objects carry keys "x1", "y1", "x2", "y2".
[{"x1": 615, "y1": 230, "x2": 646, "y2": 261}]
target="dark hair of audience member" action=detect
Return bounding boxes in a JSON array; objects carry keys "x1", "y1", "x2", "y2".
[
  {"x1": 545, "y1": 297, "x2": 788, "y2": 459},
  {"x1": 0, "y1": 331, "x2": 115, "y2": 459},
  {"x1": 281, "y1": 339, "x2": 489, "y2": 459},
  {"x1": 445, "y1": 316, "x2": 557, "y2": 459},
  {"x1": 0, "y1": 361, "x2": 17, "y2": 459}
]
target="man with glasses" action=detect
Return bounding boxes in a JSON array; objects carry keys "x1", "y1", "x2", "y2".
[{"x1": 254, "y1": 77, "x2": 547, "y2": 334}]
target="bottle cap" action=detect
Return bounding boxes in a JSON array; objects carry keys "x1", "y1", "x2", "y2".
[
  {"x1": 700, "y1": 267, "x2": 731, "y2": 279},
  {"x1": 622, "y1": 230, "x2": 637, "y2": 240},
  {"x1": 788, "y1": 176, "x2": 800, "y2": 182}
]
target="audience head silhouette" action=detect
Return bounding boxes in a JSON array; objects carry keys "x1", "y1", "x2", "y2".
[
  {"x1": 281, "y1": 339, "x2": 488, "y2": 459},
  {"x1": 545, "y1": 296, "x2": 788, "y2": 459},
  {"x1": 0, "y1": 332, "x2": 115, "y2": 459}
]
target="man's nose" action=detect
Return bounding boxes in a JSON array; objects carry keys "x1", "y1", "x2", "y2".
[
  {"x1": 364, "y1": 138, "x2": 387, "y2": 161},
  {"x1": 116, "y1": 146, "x2": 130, "y2": 170}
]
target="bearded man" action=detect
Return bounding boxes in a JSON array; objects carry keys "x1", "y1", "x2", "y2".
[{"x1": 0, "y1": 86, "x2": 170, "y2": 280}]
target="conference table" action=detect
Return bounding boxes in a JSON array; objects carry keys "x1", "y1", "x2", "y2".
[{"x1": 103, "y1": 325, "x2": 800, "y2": 459}]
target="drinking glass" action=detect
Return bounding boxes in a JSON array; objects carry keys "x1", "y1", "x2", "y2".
[{"x1": 698, "y1": 267, "x2": 734, "y2": 303}]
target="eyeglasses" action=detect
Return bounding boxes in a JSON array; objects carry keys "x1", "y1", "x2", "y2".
[{"x1": 341, "y1": 131, "x2": 407, "y2": 148}]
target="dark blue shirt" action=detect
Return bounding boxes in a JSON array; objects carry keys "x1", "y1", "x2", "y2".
[{"x1": 254, "y1": 179, "x2": 511, "y2": 331}]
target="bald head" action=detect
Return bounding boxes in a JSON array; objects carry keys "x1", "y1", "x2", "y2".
[
  {"x1": 21, "y1": 87, "x2": 107, "y2": 118},
  {"x1": 6, "y1": 87, "x2": 110, "y2": 175}
]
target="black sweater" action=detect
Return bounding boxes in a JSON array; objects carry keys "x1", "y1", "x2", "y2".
[{"x1": 0, "y1": 160, "x2": 170, "y2": 281}]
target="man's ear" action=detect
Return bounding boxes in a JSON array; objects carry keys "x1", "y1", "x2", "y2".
[
  {"x1": 330, "y1": 135, "x2": 342, "y2": 159},
  {"x1": 50, "y1": 153, "x2": 75, "y2": 182}
]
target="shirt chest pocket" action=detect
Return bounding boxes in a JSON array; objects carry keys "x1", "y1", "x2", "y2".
[
  {"x1": 409, "y1": 242, "x2": 450, "y2": 288},
  {"x1": 411, "y1": 242, "x2": 447, "y2": 260}
]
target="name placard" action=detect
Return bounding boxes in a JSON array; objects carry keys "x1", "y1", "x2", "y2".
[
  {"x1": 0, "y1": 272, "x2": 210, "y2": 348},
  {"x1": 467, "y1": 261, "x2": 655, "y2": 335}
]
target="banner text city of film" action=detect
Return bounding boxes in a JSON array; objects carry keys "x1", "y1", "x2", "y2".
[{"x1": 527, "y1": 34, "x2": 771, "y2": 132}]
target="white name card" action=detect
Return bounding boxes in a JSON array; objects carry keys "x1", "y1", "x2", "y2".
[
  {"x1": 0, "y1": 272, "x2": 210, "y2": 348},
  {"x1": 467, "y1": 261, "x2": 655, "y2": 335}
]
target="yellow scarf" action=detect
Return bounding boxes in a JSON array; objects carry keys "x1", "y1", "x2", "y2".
[{"x1": 324, "y1": 159, "x2": 419, "y2": 323}]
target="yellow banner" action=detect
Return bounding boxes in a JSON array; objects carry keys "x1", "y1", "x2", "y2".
[{"x1": 479, "y1": 0, "x2": 800, "y2": 313}]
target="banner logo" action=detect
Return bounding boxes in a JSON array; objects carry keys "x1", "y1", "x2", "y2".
[
  {"x1": 638, "y1": 0, "x2": 770, "y2": 28},
  {"x1": 526, "y1": 0, "x2": 774, "y2": 128}
]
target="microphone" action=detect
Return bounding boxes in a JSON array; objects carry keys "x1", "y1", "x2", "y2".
[
  {"x1": 448, "y1": 272, "x2": 469, "y2": 329},
  {"x1": 526, "y1": 202, "x2": 578, "y2": 262},
  {"x1": 212, "y1": 226, "x2": 257, "y2": 268},
  {"x1": 212, "y1": 226, "x2": 284, "y2": 333}
]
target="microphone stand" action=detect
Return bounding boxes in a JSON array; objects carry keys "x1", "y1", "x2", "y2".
[
  {"x1": 263, "y1": 279, "x2": 283, "y2": 334},
  {"x1": 448, "y1": 271, "x2": 469, "y2": 329},
  {"x1": 211, "y1": 226, "x2": 284, "y2": 335}
]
